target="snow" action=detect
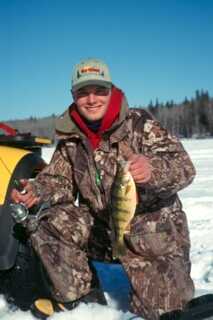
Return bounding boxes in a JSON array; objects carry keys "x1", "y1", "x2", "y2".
[
  {"x1": 0, "y1": 138, "x2": 213, "y2": 319},
  {"x1": 180, "y1": 139, "x2": 213, "y2": 296}
]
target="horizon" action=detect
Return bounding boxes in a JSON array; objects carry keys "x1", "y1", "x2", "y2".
[
  {"x1": 1, "y1": 0, "x2": 213, "y2": 120},
  {"x1": 4, "y1": 88, "x2": 212, "y2": 122}
]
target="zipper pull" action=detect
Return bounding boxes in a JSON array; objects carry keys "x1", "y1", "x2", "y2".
[{"x1": 95, "y1": 169, "x2": 101, "y2": 186}]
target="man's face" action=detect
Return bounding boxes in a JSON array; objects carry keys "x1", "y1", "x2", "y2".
[{"x1": 72, "y1": 85, "x2": 111, "y2": 122}]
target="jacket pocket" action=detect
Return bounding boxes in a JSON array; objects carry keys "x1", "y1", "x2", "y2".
[{"x1": 126, "y1": 212, "x2": 180, "y2": 257}]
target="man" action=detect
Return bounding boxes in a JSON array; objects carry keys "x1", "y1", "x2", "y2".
[{"x1": 11, "y1": 58, "x2": 196, "y2": 319}]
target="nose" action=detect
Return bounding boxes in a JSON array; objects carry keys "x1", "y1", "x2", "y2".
[{"x1": 87, "y1": 93, "x2": 96, "y2": 104}]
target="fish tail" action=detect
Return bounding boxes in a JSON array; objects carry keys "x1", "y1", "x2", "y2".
[{"x1": 112, "y1": 238, "x2": 127, "y2": 260}]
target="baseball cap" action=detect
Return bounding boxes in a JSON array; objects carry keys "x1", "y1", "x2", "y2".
[{"x1": 71, "y1": 58, "x2": 112, "y2": 92}]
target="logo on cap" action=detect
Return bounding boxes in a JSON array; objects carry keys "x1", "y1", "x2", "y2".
[
  {"x1": 81, "y1": 67, "x2": 101, "y2": 73},
  {"x1": 76, "y1": 66, "x2": 105, "y2": 79}
]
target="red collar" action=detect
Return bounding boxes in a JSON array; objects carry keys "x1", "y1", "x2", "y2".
[{"x1": 70, "y1": 87, "x2": 123, "y2": 149}]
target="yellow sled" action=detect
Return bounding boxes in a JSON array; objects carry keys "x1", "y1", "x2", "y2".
[{"x1": 0, "y1": 123, "x2": 52, "y2": 269}]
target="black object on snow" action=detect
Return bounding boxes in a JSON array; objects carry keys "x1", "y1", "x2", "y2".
[{"x1": 160, "y1": 294, "x2": 213, "y2": 320}]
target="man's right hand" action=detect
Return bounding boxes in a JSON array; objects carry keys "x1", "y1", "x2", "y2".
[{"x1": 11, "y1": 179, "x2": 40, "y2": 209}]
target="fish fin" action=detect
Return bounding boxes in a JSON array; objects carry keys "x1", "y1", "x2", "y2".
[
  {"x1": 125, "y1": 185, "x2": 131, "y2": 195},
  {"x1": 124, "y1": 224, "x2": 131, "y2": 232},
  {"x1": 112, "y1": 239, "x2": 127, "y2": 260}
]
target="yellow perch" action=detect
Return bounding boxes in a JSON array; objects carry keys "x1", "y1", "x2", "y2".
[{"x1": 111, "y1": 160, "x2": 137, "y2": 259}]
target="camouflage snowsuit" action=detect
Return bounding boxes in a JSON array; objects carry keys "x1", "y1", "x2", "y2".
[{"x1": 28, "y1": 97, "x2": 196, "y2": 320}]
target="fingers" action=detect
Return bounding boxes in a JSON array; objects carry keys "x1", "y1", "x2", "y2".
[
  {"x1": 131, "y1": 169, "x2": 152, "y2": 184},
  {"x1": 10, "y1": 181, "x2": 40, "y2": 208},
  {"x1": 128, "y1": 154, "x2": 152, "y2": 184},
  {"x1": 130, "y1": 166, "x2": 152, "y2": 184},
  {"x1": 19, "y1": 179, "x2": 28, "y2": 187},
  {"x1": 20, "y1": 189, "x2": 39, "y2": 208},
  {"x1": 24, "y1": 194, "x2": 40, "y2": 208},
  {"x1": 131, "y1": 168, "x2": 151, "y2": 183},
  {"x1": 11, "y1": 188, "x2": 21, "y2": 203}
]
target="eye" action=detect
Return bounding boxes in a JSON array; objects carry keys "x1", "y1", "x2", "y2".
[
  {"x1": 76, "y1": 90, "x2": 88, "y2": 98},
  {"x1": 95, "y1": 88, "x2": 110, "y2": 96}
]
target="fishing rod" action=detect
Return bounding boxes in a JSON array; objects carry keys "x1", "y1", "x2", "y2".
[
  {"x1": 0, "y1": 156, "x2": 50, "y2": 226},
  {"x1": 0, "y1": 156, "x2": 29, "y2": 222}
]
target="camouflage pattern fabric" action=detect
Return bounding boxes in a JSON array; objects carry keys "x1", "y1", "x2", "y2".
[
  {"x1": 28, "y1": 99, "x2": 196, "y2": 319},
  {"x1": 30, "y1": 203, "x2": 95, "y2": 302},
  {"x1": 121, "y1": 200, "x2": 194, "y2": 319}
]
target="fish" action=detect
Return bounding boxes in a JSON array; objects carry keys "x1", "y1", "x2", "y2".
[{"x1": 111, "y1": 159, "x2": 137, "y2": 259}]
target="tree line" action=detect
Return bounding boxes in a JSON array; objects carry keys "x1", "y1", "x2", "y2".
[
  {"x1": 7, "y1": 114, "x2": 57, "y2": 140},
  {"x1": 7, "y1": 90, "x2": 213, "y2": 140},
  {"x1": 147, "y1": 90, "x2": 213, "y2": 138}
]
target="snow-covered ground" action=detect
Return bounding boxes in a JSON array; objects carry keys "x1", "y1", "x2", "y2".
[
  {"x1": 0, "y1": 138, "x2": 213, "y2": 319},
  {"x1": 179, "y1": 139, "x2": 213, "y2": 296}
]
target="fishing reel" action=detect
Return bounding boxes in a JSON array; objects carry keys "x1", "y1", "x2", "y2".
[
  {"x1": 10, "y1": 179, "x2": 29, "y2": 223},
  {"x1": 10, "y1": 203, "x2": 29, "y2": 223},
  {"x1": 10, "y1": 179, "x2": 50, "y2": 228}
]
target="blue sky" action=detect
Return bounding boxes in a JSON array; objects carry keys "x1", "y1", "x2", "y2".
[{"x1": 1, "y1": 0, "x2": 213, "y2": 120}]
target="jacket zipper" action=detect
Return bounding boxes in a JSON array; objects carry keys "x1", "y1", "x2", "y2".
[{"x1": 82, "y1": 141, "x2": 104, "y2": 210}]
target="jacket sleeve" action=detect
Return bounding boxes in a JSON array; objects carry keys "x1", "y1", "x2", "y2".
[
  {"x1": 137, "y1": 118, "x2": 196, "y2": 201},
  {"x1": 31, "y1": 140, "x2": 76, "y2": 206}
]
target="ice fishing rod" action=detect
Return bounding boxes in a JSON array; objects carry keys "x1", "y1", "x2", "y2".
[
  {"x1": 0, "y1": 156, "x2": 50, "y2": 227},
  {"x1": 0, "y1": 156, "x2": 30, "y2": 222}
]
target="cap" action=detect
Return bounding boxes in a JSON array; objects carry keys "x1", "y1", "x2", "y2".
[{"x1": 71, "y1": 58, "x2": 112, "y2": 91}]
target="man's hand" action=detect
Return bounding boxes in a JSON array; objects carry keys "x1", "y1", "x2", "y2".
[
  {"x1": 128, "y1": 154, "x2": 152, "y2": 184},
  {"x1": 11, "y1": 179, "x2": 40, "y2": 208}
]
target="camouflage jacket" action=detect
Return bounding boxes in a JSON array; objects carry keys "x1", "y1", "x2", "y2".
[{"x1": 32, "y1": 96, "x2": 196, "y2": 225}]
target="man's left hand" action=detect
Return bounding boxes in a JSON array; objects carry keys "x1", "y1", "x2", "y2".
[{"x1": 128, "y1": 154, "x2": 152, "y2": 184}]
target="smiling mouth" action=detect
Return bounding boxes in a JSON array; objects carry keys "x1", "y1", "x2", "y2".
[{"x1": 86, "y1": 106, "x2": 102, "y2": 111}]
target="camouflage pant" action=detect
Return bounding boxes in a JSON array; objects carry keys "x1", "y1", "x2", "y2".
[{"x1": 30, "y1": 203, "x2": 194, "y2": 320}]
